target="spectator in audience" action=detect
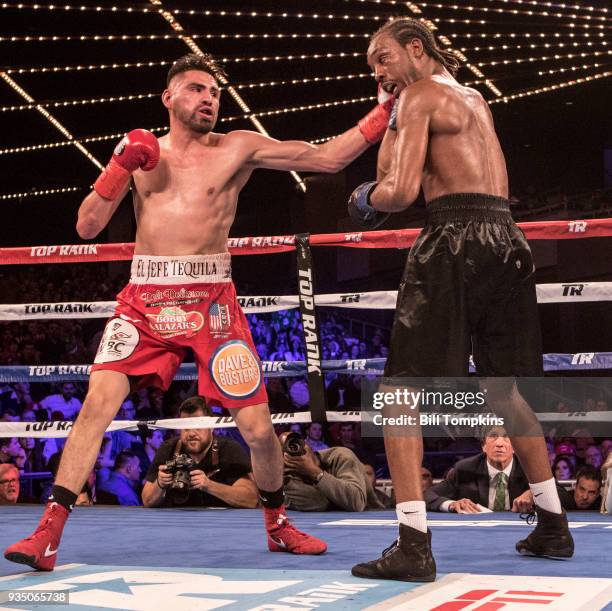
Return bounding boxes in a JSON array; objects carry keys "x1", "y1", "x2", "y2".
[
  {"x1": 266, "y1": 378, "x2": 293, "y2": 413},
  {"x1": 39, "y1": 382, "x2": 82, "y2": 420},
  {"x1": 362, "y1": 462, "x2": 394, "y2": 508},
  {"x1": 133, "y1": 428, "x2": 165, "y2": 481},
  {"x1": 304, "y1": 422, "x2": 329, "y2": 452},
  {"x1": 558, "y1": 466, "x2": 602, "y2": 511},
  {"x1": 289, "y1": 379, "x2": 310, "y2": 410},
  {"x1": 0, "y1": 464, "x2": 19, "y2": 504},
  {"x1": 336, "y1": 422, "x2": 375, "y2": 467},
  {"x1": 546, "y1": 439, "x2": 556, "y2": 466},
  {"x1": 280, "y1": 431, "x2": 380, "y2": 512},
  {"x1": 108, "y1": 402, "x2": 140, "y2": 459},
  {"x1": 0, "y1": 438, "x2": 22, "y2": 465},
  {"x1": 553, "y1": 455, "x2": 575, "y2": 481},
  {"x1": 95, "y1": 436, "x2": 114, "y2": 487},
  {"x1": 142, "y1": 396, "x2": 257, "y2": 508},
  {"x1": 97, "y1": 450, "x2": 142, "y2": 506},
  {"x1": 601, "y1": 439, "x2": 612, "y2": 460},
  {"x1": 17, "y1": 438, "x2": 45, "y2": 473},
  {"x1": 584, "y1": 444, "x2": 604, "y2": 470},
  {"x1": 425, "y1": 426, "x2": 532, "y2": 513},
  {"x1": 421, "y1": 467, "x2": 433, "y2": 492}
]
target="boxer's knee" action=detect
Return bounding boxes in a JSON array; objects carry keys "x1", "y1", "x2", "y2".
[{"x1": 241, "y1": 423, "x2": 278, "y2": 454}]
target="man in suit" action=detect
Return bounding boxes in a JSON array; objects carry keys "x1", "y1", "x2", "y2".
[{"x1": 426, "y1": 426, "x2": 533, "y2": 513}]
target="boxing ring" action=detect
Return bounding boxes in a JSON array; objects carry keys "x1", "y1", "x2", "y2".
[{"x1": 1, "y1": 220, "x2": 612, "y2": 610}]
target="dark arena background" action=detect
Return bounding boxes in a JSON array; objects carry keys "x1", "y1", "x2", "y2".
[{"x1": 0, "y1": 1, "x2": 611, "y2": 610}]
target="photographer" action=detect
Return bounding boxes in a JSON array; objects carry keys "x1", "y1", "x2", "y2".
[
  {"x1": 280, "y1": 431, "x2": 384, "y2": 512},
  {"x1": 142, "y1": 397, "x2": 258, "y2": 508}
]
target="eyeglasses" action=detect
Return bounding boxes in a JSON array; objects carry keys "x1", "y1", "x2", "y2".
[{"x1": 0, "y1": 479, "x2": 18, "y2": 486}]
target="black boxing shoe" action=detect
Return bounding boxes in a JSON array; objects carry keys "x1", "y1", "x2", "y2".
[
  {"x1": 351, "y1": 524, "x2": 436, "y2": 582},
  {"x1": 515, "y1": 506, "x2": 574, "y2": 559}
]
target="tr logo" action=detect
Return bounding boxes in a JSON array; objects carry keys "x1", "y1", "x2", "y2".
[
  {"x1": 568, "y1": 220, "x2": 587, "y2": 233},
  {"x1": 571, "y1": 353, "x2": 595, "y2": 365},
  {"x1": 562, "y1": 283, "x2": 584, "y2": 296}
]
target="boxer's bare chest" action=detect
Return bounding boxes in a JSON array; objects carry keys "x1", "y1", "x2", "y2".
[{"x1": 131, "y1": 135, "x2": 253, "y2": 254}]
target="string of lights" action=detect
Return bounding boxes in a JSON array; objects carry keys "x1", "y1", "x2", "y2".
[
  {"x1": 0, "y1": 186, "x2": 83, "y2": 201},
  {"x1": 0, "y1": 2, "x2": 389, "y2": 22},
  {"x1": 0, "y1": 73, "x2": 383, "y2": 112},
  {"x1": 489, "y1": 70, "x2": 611, "y2": 103},
  {"x1": 459, "y1": 39, "x2": 608, "y2": 52},
  {"x1": 462, "y1": 60, "x2": 609, "y2": 84},
  {"x1": 0, "y1": 32, "x2": 373, "y2": 43},
  {"x1": 537, "y1": 61, "x2": 610, "y2": 75},
  {"x1": 0, "y1": 72, "x2": 103, "y2": 169},
  {"x1": 477, "y1": 0, "x2": 607, "y2": 15},
  {"x1": 222, "y1": 95, "x2": 376, "y2": 123},
  {"x1": 413, "y1": 1, "x2": 610, "y2": 23},
  {"x1": 343, "y1": 0, "x2": 608, "y2": 13},
  {"x1": 448, "y1": 31, "x2": 606, "y2": 39},
  {"x1": 477, "y1": 49, "x2": 611, "y2": 67},
  {"x1": 1, "y1": 92, "x2": 159, "y2": 113},
  {"x1": 3, "y1": 2, "x2": 606, "y2": 29},
  {"x1": 0, "y1": 127, "x2": 169, "y2": 156},
  {"x1": 5, "y1": 52, "x2": 368, "y2": 76},
  {"x1": 2, "y1": 30, "x2": 605, "y2": 44}
]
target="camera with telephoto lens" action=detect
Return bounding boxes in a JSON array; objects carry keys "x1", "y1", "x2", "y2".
[
  {"x1": 164, "y1": 454, "x2": 195, "y2": 491},
  {"x1": 283, "y1": 432, "x2": 306, "y2": 457}
]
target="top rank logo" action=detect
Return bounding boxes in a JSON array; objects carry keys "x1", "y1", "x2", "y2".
[{"x1": 30, "y1": 245, "x2": 98, "y2": 257}]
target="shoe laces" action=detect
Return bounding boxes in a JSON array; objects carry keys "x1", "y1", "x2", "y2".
[
  {"x1": 28, "y1": 503, "x2": 60, "y2": 541},
  {"x1": 520, "y1": 510, "x2": 537, "y2": 526},
  {"x1": 381, "y1": 538, "x2": 399, "y2": 558}
]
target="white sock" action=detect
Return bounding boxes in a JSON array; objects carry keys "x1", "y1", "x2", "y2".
[
  {"x1": 530, "y1": 478, "x2": 562, "y2": 514},
  {"x1": 396, "y1": 501, "x2": 427, "y2": 533}
]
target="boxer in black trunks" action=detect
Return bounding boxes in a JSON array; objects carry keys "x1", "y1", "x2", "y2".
[{"x1": 348, "y1": 18, "x2": 573, "y2": 582}]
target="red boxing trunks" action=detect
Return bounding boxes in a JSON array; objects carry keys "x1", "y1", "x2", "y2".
[{"x1": 91, "y1": 253, "x2": 268, "y2": 408}]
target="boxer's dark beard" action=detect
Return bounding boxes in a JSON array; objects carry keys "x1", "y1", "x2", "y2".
[
  {"x1": 175, "y1": 107, "x2": 213, "y2": 134},
  {"x1": 187, "y1": 111, "x2": 213, "y2": 134}
]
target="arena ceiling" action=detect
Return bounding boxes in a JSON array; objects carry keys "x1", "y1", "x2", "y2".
[{"x1": 0, "y1": 0, "x2": 610, "y2": 216}]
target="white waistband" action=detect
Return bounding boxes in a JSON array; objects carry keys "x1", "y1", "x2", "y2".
[{"x1": 130, "y1": 253, "x2": 232, "y2": 285}]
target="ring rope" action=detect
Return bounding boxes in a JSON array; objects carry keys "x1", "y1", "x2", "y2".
[
  {"x1": 0, "y1": 282, "x2": 610, "y2": 321},
  {"x1": 0, "y1": 218, "x2": 610, "y2": 265}
]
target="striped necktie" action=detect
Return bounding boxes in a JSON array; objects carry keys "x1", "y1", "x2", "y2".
[{"x1": 493, "y1": 472, "x2": 508, "y2": 511}]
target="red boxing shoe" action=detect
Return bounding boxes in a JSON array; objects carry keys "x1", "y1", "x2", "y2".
[
  {"x1": 4, "y1": 502, "x2": 69, "y2": 571},
  {"x1": 264, "y1": 506, "x2": 327, "y2": 555}
]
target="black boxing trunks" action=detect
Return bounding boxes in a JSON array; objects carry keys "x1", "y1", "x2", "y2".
[
  {"x1": 384, "y1": 193, "x2": 543, "y2": 378},
  {"x1": 91, "y1": 253, "x2": 267, "y2": 408}
]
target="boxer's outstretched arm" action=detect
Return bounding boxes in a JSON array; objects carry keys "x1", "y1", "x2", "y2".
[
  {"x1": 77, "y1": 129, "x2": 159, "y2": 239},
  {"x1": 76, "y1": 183, "x2": 131, "y2": 239},
  {"x1": 370, "y1": 86, "x2": 431, "y2": 212},
  {"x1": 238, "y1": 127, "x2": 371, "y2": 174}
]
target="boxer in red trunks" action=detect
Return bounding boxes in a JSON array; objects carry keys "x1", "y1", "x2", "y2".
[{"x1": 5, "y1": 53, "x2": 394, "y2": 570}]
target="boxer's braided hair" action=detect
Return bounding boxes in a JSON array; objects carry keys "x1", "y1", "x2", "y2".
[
  {"x1": 372, "y1": 18, "x2": 460, "y2": 77},
  {"x1": 167, "y1": 53, "x2": 228, "y2": 86}
]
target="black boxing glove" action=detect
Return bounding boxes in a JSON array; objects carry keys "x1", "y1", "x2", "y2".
[{"x1": 348, "y1": 181, "x2": 390, "y2": 230}]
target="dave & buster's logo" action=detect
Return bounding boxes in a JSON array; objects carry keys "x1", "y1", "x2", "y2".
[
  {"x1": 146, "y1": 306, "x2": 204, "y2": 339},
  {"x1": 209, "y1": 340, "x2": 261, "y2": 399}
]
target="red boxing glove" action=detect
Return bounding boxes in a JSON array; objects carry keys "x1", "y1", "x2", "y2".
[
  {"x1": 94, "y1": 129, "x2": 160, "y2": 200},
  {"x1": 357, "y1": 85, "x2": 395, "y2": 144}
]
